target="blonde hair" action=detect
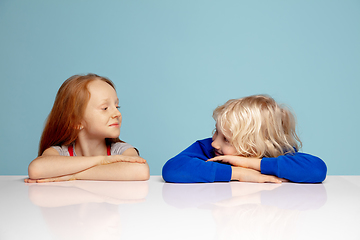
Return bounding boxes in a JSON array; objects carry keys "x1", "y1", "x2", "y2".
[{"x1": 213, "y1": 95, "x2": 302, "y2": 158}]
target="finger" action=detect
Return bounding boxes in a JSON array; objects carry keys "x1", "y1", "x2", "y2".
[
  {"x1": 125, "y1": 158, "x2": 146, "y2": 163},
  {"x1": 206, "y1": 158, "x2": 217, "y2": 162},
  {"x1": 119, "y1": 157, "x2": 146, "y2": 164},
  {"x1": 36, "y1": 178, "x2": 53, "y2": 183},
  {"x1": 134, "y1": 159, "x2": 146, "y2": 163},
  {"x1": 207, "y1": 156, "x2": 224, "y2": 162},
  {"x1": 128, "y1": 160, "x2": 146, "y2": 164},
  {"x1": 27, "y1": 179, "x2": 45, "y2": 183},
  {"x1": 264, "y1": 176, "x2": 283, "y2": 184},
  {"x1": 24, "y1": 178, "x2": 37, "y2": 183},
  {"x1": 36, "y1": 177, "x2": 63, "y2": 183},
  {"x1": 279, "y1": 178, "x2": 289, "y2": 182},
  {"x1": 107, "y1": 156, "x2": 146, "y2": 164}
]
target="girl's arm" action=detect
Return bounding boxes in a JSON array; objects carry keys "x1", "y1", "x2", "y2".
[
  {"x1": 74, "y1": 148, "x2": 150, "y2": 181},
  {"x1": 73, "y1": 161, "x2": 150, "y2": 181},
  {"x1": 27, "y1": 147, "x2": 148, "y2": 182}
]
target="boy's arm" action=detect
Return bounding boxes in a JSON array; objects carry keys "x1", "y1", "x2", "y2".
[
  {"x1": 162, "y1": 139, "x2": 232, "y2": 183},
  {"x1": 163, "y1": 138, "x2": 284, "y2": 183},
  {"x1": 261, "y1": 152, "x2": 327, "y2": 183},
  {"x1": 208, "y1": 151, "x2": 327, "y2": 183}
]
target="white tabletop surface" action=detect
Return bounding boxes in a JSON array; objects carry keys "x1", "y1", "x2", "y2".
[{"x1": 0, "y1": 175, "x2": 359, "y2": 240}]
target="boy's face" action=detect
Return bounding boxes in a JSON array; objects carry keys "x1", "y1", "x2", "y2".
[{"x1": 211, "y1": 124, "x2": 238, "y2": 156}]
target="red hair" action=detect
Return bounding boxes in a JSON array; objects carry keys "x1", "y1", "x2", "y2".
[{"x1": 38, "y1": 73, "x2": 121, "y2": 156}]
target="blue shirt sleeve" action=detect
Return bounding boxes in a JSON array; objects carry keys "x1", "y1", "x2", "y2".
[
  {"x1": 162, "y1": 138, "x2": 232, "y2": 183},
  {"x1": 261, "y1": 151, "x2": 327, "y2": 183}
]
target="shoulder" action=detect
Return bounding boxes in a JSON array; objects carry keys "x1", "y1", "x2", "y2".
[
  {"x1": 111, "y1": 141, "x2": 135, "y2": 155},
  {"x1": 51, "y1": 145, "x2": 70, "y2": 156},
  {"x1": 186, "y1": 138, "x2": 213, "y2": 149},
  {"x1": 174, "y1": 138, "x2": 214, "y2": 159},
  {"x1": 185, "y1": 138, "x2": 213, "y2": 153},
  {"x1": 196, "y1": 138, "x2": 213, "y2": 148}
]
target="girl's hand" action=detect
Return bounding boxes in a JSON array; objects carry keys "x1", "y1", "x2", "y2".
[
  {"x1": 24, "y1": 174, "x2": 77, "y2": 183},
  {"x1": 231, "y1": 167, "x2": 284, "y2": 184},
  {"x1": 99, "y1": 155, "x2": 147, "y2": 165},
  {"x1": 207, "y1": 155, "x2": 261, "y2": 171}
]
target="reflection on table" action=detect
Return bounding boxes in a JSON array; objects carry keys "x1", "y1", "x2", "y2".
[
  {"x1": 27, "y1": 181, "x2": 149, "y2": 240},
  {"x1": 0, "y1": 176, "x2": 359, "y2": 240},
  {"x1": 163, "y1": 182, "x2": 327, "y2": 240}
]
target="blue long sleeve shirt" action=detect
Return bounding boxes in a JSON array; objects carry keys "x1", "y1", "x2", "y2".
[{"x1": 162, "y1": 138, "x2": 327, "y2": 183}]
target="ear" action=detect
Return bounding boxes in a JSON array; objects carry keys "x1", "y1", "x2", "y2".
[{"x1": 75, "y1": 125, "x2": 84, "y2": 130}]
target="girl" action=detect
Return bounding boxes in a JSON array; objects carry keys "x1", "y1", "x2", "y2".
[
  {"x1": 162, "y1": 95, "x2": 327, "y2": 183},
  {"x1": 25, "y1": 74, "x2": 149, "y2": 183}
]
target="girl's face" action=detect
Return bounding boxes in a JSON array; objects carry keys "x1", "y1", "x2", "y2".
[
  {"x1": 81, "y1": 79, "x2": 122, "y2": 140},
  {"x1": 211, "y1": 124, "x2": 238, "y2": 156}
]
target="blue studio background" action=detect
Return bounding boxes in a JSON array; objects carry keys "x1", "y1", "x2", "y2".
[{"x1": 0, "y1": 0, "x2": 359, "y2": 176}]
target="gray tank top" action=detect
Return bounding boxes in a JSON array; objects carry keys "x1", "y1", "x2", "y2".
[{"x1": 51, "y1": 142, "x2": 135, "y2": 156}]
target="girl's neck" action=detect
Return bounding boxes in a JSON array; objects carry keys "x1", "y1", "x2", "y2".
[{"x1": 74, "y1": 138, "x2": 107, "y2": 157}]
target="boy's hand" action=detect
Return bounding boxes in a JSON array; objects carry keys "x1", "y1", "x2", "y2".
[
  {"x1": 231, "y1": 167, "x2": 285, "y2": 184},
  {"x1": 207, "y1": 155, "x2": 261, "y2": 171}
]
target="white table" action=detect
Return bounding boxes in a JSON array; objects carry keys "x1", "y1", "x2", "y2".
[{"x1": 0, "y1": 176, "x2": 359, "y2": 240}]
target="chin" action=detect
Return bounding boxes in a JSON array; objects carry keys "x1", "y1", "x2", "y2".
[
  {"x1": 107, "y1": 133, "x2": 120, "y2": 139},
  {"x1": 110, "y1": 130, "x2": 120, "y2": 137}
]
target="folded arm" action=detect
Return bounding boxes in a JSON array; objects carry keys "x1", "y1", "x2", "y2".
[
  {"x1": 261, "y1": 152, "x2": 327, "y2": 183},
  {"x1": 166, "y1": 138, "x2": 327, "y2": 184},
  {"x1": 208, "y1": 151, "x2": 327, "y2": 183},
  {"x1": 26, "y1": 147, "x2": 149, "y2": 182},
  {"x1": 162, "y1": 155, "x2": 232, "y2": 183},
  {"x1": 75, "y1": 160, "x2": 150, "y2": 181}
]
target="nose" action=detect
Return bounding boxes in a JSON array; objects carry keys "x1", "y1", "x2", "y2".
[
  {"x1": 112, "y1": 108, "x2": 121, "y2": 119},
  {"x1": 211, "y1": 135, "x2": 219, "y2": 150}
]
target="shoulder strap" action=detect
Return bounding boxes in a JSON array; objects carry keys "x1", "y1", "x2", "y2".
[
  {"x1": 107, "y1": 145, "x2": 111, "y2": 156},
  {"x1": 68, "y1": 144, "x2": 74, "y2": 156},
  {"x1": 68, "y1": 144, "x2": 110, "y2": 156}
]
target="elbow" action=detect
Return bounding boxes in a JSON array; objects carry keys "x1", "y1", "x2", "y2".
[
  {"x1": 297, "y1": 160, "x2": 328, "y2": 183},
  {"x1": 162, "y1": 161, "x2": 173, "y2": 182},
  {"x1": 162, "y1": 162, "x2": 172, "y2": 182},
  {"x1": 137, "y1": 163, "x2": 150, "y2": 181},
  {"x1": 27, "y1": 156, "x2": 47, "y2": 180},
  {"x1": 309, "y1": 158, "x2": 327, "y2": 183},
  {"x1": 162, "y1": 170, "x2": 173, "y2": 183},
  {"x1": 315, "y1": 161, "x2": 328, "y2": 183},
  {"x1": 142, "y1": 167, "x2": 150, "y2": 181},
  {"x1": 162, "y1": 157, "x2": 206, "y2": 183},
  {"x1": 28, "y1": 160, "x2": 41, "y2": 180},
  {"x1": 162, "y1": 161, "x2": 182, "y2": 183}
]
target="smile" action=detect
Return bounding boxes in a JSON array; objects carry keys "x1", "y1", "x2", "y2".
[{"x1": 214, "y1": 150, "x2": 223, "y2": 156}]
